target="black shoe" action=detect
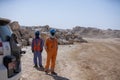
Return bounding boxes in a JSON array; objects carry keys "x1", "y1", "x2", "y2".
[
  {"x1": 39, "y1": 65, "x2": 44, "y2": 71},
  {"x1": 34, "y1": 65, "x2": 38, "y2": 68},
  {"x1": 51, "y1": 72, "x2": 57, "y2": 75},
  {"x1": 40, "y1": 65, "x2": 43, "y2": 68}
]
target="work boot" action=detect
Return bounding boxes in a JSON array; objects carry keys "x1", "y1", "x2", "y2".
[
  {"x1": 40, "y1": 65, "x2": 43, "y2": 68},
  {"x1": 45, "y1": 70, "x2": 49, "y2": 74},
  {"x1": 51, "y1": 72, "x2": 57, "y2": 75},
  {"x1": 34, "y1": 64, "x2": 38, "y2": 68},
  {"x1": 39, "y1": 65, "x2": 44, "y2": 71}
]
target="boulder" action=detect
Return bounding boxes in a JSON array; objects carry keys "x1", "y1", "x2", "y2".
[{"x1": 9, "y1": 21, "x2": 20, "y2": 31}]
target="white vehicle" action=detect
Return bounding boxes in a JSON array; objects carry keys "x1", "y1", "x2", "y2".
[{"x1": 0, "y1": 18, "x2": 21, "y2": 80}]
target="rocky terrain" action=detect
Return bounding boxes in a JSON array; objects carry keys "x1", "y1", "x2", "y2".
[
  {"x1": 8, "y1": 21, "x2": 120, "y2": 80},
  {"x1": 9, "y1": 22, "x2": 88, "y2": 46},
  {"x1": 72, "y1": 26, "x2": 120, "y2": 38},
  {"x1": 9, "y1": 22, "x2": 120, "y2": 46}
]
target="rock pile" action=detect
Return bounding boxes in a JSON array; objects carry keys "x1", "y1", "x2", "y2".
[
  {"x1": 10, "y1": 22, "x2": 120, "y2": 46},
  {"x1": 9, "y1": 22, "x2": 87, "y2": 46},
  {"x1": 56, "y1": 29, "x2": 87, "y2": 45}
]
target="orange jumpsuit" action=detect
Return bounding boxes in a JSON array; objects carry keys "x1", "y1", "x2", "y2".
[{"x1": 45, "y1": 37, "x2": 58, "y2": 72}]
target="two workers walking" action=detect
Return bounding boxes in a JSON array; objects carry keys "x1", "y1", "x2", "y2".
[{"x1": 31, "y1": 29, "x2": 58, "y2": 75}]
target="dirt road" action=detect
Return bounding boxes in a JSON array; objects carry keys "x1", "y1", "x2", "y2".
[{"x1": 21, "y1": 38, "x2": 120, "y2": 80}]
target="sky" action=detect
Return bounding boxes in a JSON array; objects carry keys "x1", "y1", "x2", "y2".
[{"x1": 0, "y1": 0, "x2": 120, "y2": 30}]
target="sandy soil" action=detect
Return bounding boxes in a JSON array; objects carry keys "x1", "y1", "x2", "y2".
[{"x1": 20, "y1": 38, "x2": 120, "y2": 80}]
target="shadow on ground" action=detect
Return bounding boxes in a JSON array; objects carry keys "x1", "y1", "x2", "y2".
[
  {"x1": 50, "y1": 75, "x2": 69, "y2": 80},
  {"x1": 35, "y1": 67, "x2": 45, "y2": 71},
  {"x1": 36, "y1": 67, "x2": 69, "y2": 80}
]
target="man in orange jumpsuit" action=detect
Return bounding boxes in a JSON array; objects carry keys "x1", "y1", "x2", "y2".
[{"x1": 45, "y1": 29, "x2": 58, "y2": 75}]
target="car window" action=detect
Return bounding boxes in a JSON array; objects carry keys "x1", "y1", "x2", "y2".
[{"x1": 0, "y1": 25, "x2": 12, "y2": 41}]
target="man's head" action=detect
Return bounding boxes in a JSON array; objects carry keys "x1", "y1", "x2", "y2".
[
  {"x1": 49, "y1": 29, "x2": 56, "y2": 38},
  {"x1": 35, "y1": 31, "x2": 40, "y2": 38}
]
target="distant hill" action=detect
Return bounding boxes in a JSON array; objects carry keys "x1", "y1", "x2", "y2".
[{"x1": 72, "y1": 26, "x2": 120, "y2": 38}]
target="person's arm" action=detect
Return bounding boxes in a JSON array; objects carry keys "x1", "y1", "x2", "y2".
[{"x1": 40, "y1": 39, "x2": 44, "y2": 52}]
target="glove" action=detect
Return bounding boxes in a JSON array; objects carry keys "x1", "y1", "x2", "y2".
[
  {"x1": 32, "y1": 50, "x2": 34, "y2": 53},
  {"x1": 40, "y1": 49, "x2": 43, "y2": 52}
]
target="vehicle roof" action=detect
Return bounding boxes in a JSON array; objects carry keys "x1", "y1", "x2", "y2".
[{"x1": 0, "y1": 18, "x2": 11, "y2": 26}]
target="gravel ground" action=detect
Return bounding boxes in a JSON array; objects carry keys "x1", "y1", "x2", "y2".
[{"x1": 20, "y1": 38, "x2": 120, "y2": 80}]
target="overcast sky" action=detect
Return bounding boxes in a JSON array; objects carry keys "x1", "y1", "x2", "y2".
[{"x1": 0, "y1": 0, "x2": 120, "y2": 30}]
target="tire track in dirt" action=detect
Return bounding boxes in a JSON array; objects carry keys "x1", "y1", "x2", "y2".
[{"x1": 68, "y1": 39, "x2": 120, "y2": 80}]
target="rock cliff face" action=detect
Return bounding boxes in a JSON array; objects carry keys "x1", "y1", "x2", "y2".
[{"x1": 9, "y1": 22, "x2": 120, "y2": 46}]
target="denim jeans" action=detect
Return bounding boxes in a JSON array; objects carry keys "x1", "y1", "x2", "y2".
[{"x1": 33, "y1": 51, "x2": 42, "y2": 67}]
